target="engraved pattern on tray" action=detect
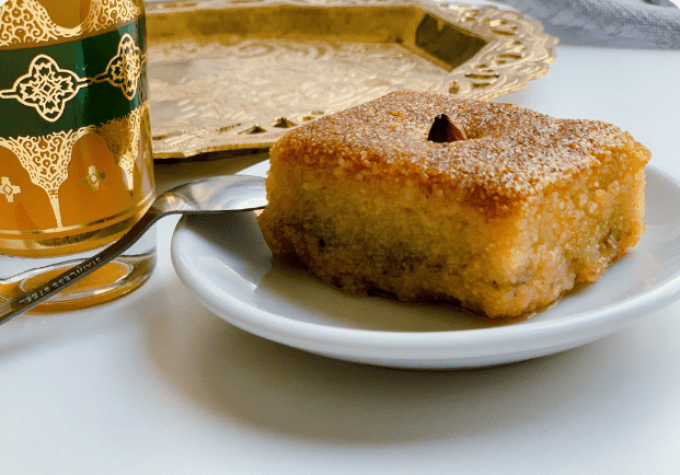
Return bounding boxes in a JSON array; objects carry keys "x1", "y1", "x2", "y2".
[{"x1": 147, "y1": 0, "x2": 558, "y2": 159}]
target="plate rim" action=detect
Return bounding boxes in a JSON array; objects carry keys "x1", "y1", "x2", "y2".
[{"x1": 171, "y1": 164, "x2": 680, "y2": 366}]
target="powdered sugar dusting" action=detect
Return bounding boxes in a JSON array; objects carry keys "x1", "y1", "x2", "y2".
[{"x1": 272, "y1": 90, "x2": 646, "y2": 201}]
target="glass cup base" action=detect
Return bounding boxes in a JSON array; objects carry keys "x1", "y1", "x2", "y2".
[{"x1": 0, "y1": 226, "x2": 156, "y2": 313}]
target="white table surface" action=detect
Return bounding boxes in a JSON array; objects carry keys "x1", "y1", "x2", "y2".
[{"x1": 2, "y1": 22, "x2": 680, "y2": 475}]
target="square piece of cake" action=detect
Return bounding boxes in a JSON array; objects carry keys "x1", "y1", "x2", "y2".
[{"x1": 257, "y1": 91, "x2": 650, "y2": 318}]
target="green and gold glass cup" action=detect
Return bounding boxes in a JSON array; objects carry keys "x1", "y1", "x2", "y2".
[{"x1": 0, "y1": 0, "x2": 156, "y2": 311}]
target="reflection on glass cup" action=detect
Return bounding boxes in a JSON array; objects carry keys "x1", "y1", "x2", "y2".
[{"x1": 0, "y1": 0, "x2": 156, "y2": 311}]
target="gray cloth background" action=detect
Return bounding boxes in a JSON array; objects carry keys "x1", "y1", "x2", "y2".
[{"x1": 491, "y1": 0, "x2": 680, "y2": 48}]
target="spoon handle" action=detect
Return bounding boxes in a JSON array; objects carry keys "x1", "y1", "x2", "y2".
[{"x1": 0, "y1": 207, "x2": 163, "y2": 325}]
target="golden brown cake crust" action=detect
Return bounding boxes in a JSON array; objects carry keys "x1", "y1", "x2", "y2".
[
  {"x1": 274, "y1": 90, "x2": 649, "y2": 213},
  {"x1": 259, "y1": 90, "x2": 651, "y2": 318}
]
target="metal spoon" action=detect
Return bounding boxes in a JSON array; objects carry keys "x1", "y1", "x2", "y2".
[{"x1": 0, "y1": 174, "x2": 267, "y2": 325}]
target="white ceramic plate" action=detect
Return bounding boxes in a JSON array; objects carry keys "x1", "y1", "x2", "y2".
[{"x1": 171, "y1": 163, "x2": 680, "y2": 369}]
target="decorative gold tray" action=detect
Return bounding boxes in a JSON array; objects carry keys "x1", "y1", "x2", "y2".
[{"x1": 147, "y1": 0, "x2": 558, "y2": 159}]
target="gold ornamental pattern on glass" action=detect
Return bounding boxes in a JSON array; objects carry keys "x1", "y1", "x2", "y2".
[
  {"x1": 0, "y1": 54, "x2": 91, "y2": 122},
  {"x1": 0, "y1": 103, "x2": 153, "y2": 236},
  {"x1": 0, "y1": 128, "x2": 91, "y2": 229},
  {"x1": 0, "y1": 0, "x2": 141, "y2": 47},
  {"x1": 0, "y1": 30, "x2": 149, "y2": 233},
  {"x1": 0, "y1": 33, "x2": 146, "y2": 122},
  {"x1": 146, "y1": 0, "x2": 558, "y2": 160}
]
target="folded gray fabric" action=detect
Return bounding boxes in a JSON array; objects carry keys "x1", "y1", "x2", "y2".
[{"x1": 492, "y1": 0, "x2": 680, "y2": 48}]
